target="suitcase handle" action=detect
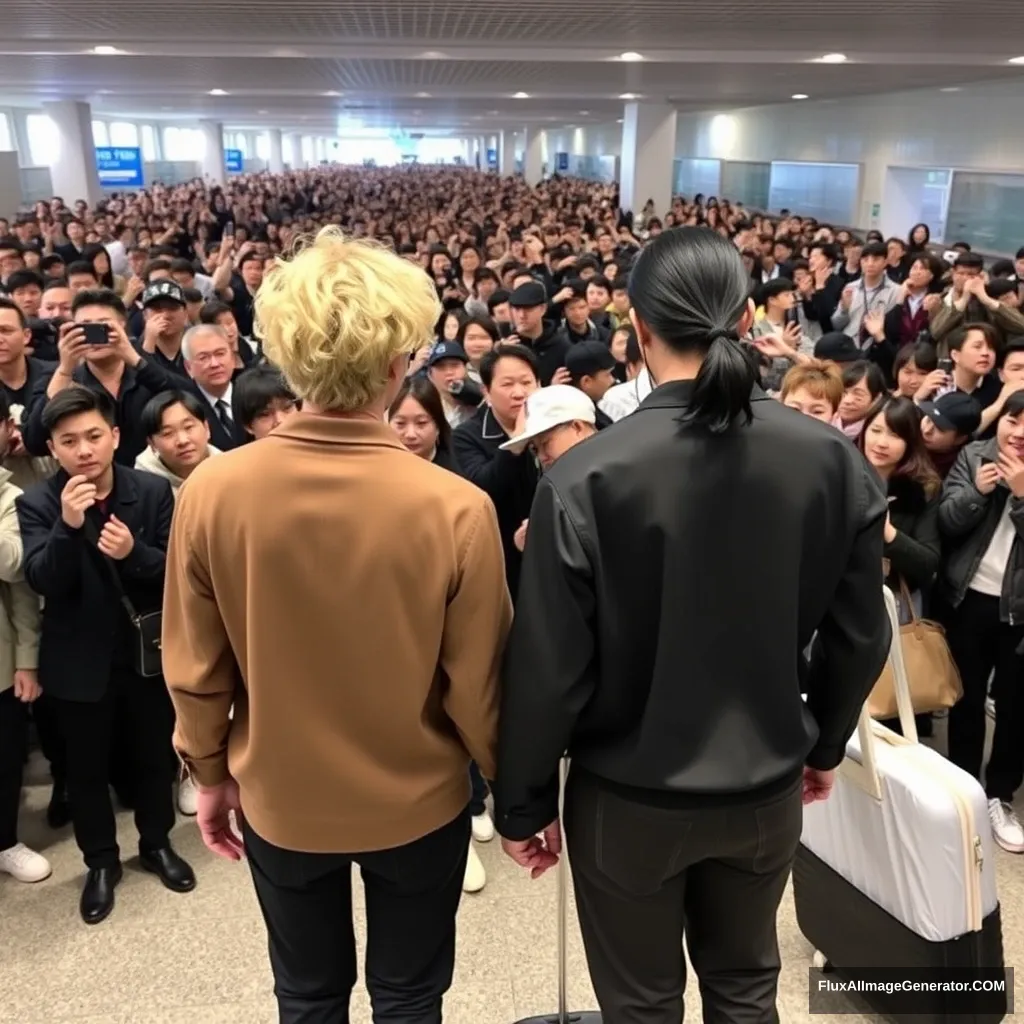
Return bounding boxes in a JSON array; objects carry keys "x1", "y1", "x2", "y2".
[{"x1": 840, "y1": 587, "x2": 916, "y2": 800}]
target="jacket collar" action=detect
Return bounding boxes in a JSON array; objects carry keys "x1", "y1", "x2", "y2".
[
  {"x1": 271, "y1": 410, "x2": 408, "y2": 451},
  {"x1": 637, "y1": 378, "x2": 771, "y2": 412},
  {"x1": 479, "y1": 405, "x2": 507, "y2": 441}
]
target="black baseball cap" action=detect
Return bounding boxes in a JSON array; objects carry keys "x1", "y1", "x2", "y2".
[
  {"x1": 509, "y1": 281, "x2": 548, "y2": 308},
  {"x1": 141, "y1": 279, "x2": 186, "y2": 308},
  {"x1": 814, "y1": 332, "x2": 862, "y2": 364},
  {"x1": 427, "y1": 341, "x2": 469, "y2": 367},
  {"x1": 919, "y1": 392, "x2": 982, "y2": 437},
  {"x1": 565, "y1": 340, "x2": 617, "y2": 379}
]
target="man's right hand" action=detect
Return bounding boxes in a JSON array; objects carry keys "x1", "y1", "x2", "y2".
[
  {"x1": 60, "y1": 474, "x2": 98, "y2": 529},
  {"x1": 802, "y1": 766, "x2": 835, "y2": 805},
  {"x1": 840, "y1": 286, "x2": 854, "y2": 311},
  {"x1": 975, "y1": 462, "x2": 1001, "y2": 496},
  {"x1": 196, "y1": 777, "x2": 246, "y2": 861},
  {"x1": 56, "y1": 321, "x2": 90, "y2": 375}
]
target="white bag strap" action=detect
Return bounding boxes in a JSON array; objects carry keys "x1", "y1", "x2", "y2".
[{"x1": 838, "y1": 586, "x2": 914, "y2": 799}]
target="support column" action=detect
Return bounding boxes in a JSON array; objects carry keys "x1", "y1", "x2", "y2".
[
  {"x1": 43, "y1": 101, "x2": 104, "y2": 206},
  {"x1": 619, "y1": 101, "x2": 677, "y2": 221},
  {"x1": 199, "y1": 120, "x2": 226, "y2": 185},
  {"x1": 523, "y1": 126, "x2": 544, "y2": 187},
  {"x1": 285, "y1": 132, "x2": 303, "y2": 168},
  {"x1": 499, "y1": 130, "x2": 516, "y2": 176},
  {"x1": 268, "y1": 129, "x2": 284, "y2": 173}
]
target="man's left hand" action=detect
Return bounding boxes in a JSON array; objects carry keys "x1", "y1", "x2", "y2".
[
  {"x1": 98, "y1": 515, "x2": 136, "y2": 560},
  {"x1": 501, "y1": 819, "x2": 562, "y2": 879}
]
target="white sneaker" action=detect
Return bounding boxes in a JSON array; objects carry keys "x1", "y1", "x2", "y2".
[
  {"x1": 471, "y1": 811, "x2": 495, "y2": 843},
  {"x1": 0, "y1": 842, "x2": 52, "y2": 883},
  {"x1": 463, "y1": 842, "x2": 486, "y2": 893},
  {"x1": 988, "y1": 799, "x2": 1024, "y2": 853},
  {"x1": 177, "y1": 775, "x2": 198, "y2": 816},
  {"x1": 986, "y1": 697, "x2": 996, "y2": 720}
]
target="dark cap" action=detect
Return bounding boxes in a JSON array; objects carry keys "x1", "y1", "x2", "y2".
[
  {"x1": 563, "y1": 278, "x2": 588, "y2": 301},
  {"x1": 509, "y1": 280, "x2": 548, "y2": 309},
  {"x1": 565, "y1": 340, "x2": 617, "y2": 379},
  {"x1": 814, "y1": 332, "x2": 862, "y2": 364},
  {"x1": 141, "y1": 279, "x2": 186, "y2": 308},
  {"x1": 487, "y1": 288, "x2": 511, "y2": 311},
  {"x1": 427, "y1": 341, "x2": 469, "y2": 367},
  {"x1": 919, "y1": 392, "x2": 982, "y2": 437}
]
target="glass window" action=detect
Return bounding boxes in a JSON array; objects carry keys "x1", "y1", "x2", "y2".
[
  {"x1": 0, "y1": 112, "x2": 12, "y2": 151},
  {"x1": 92, "y1": 120, "x2": 109, "y2": 147},
  {"x1": 673, "y1": 158, "x2": 721, "y2": 199},
  {"x1": 255, "y1": 132, "x2": 270, "y2": 161},
  {"x1": 109, "y1": 121, "x2": 139, "y2": 148},
  {"x1": 140, "y1": 124, "x2": 157, "y2": 161},
  {"x1": 164, "y1": 126, "x2": 205, "y2": 161},
  {"x1": 768, "y1": 162, "x2": 860, "y2": 225},
  {"x1": 720, "y1": 160, "x2": 771, "y2": 211},
  {"x1": 945, "y1": 171, "x2": 1024, "y2": 255},
  {"x1": 26, "y1": 114, "x2": 60, "y2": 166}
]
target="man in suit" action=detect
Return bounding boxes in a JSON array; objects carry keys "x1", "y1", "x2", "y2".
[
  {"x1": 181, "y1": 325, "x2": 248, "y2": 451},
  {"x1": 15, "y1": 386, "x2": 194, "y2": 925}
]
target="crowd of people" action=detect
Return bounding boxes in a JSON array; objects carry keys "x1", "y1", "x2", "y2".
[{"x1": 1, "y1": 164, "x2": 1023, "y2": 1021}]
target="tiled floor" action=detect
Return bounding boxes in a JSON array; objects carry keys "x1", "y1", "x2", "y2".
[{"x1": 3, "y1": 745, "x2": 1022, "y2": 1024}]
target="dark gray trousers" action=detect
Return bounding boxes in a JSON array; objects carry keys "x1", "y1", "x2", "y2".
[{"x1": 564, "y1": 768, "x2": 803, "y2": 1024}]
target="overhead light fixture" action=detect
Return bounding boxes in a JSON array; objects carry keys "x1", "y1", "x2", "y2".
[
  {"x1": 258, "y1": 109, "x2": 268, "y2": 114},
  {"x1": 90, "y1": 45, "x2": 124, "y2": 55},
  {"x1": 792, "y1": 93, "x2": 809, "y2": 100},
  {"x1": 619, "y1": 51, "x2": 644, "y2": 62},
  {"x1": 1009, "y1": 56, "x2": 1024, "y2": 64},
  {"x1": 940, "y1": 86, "x2": 962, "y2": 93},
  {"x1": 209, "y1": 88, "x2": 227, "y2": 96},
  {"x1": 815, "y1": 53, "x2": 847, "y2": 63},
  {"x1": 323, "y1": 90, "x2": 340, "y2": 97},
  {"x1": 420, "y1": 50, "x2": 447, "y2": 59},
  {"x1": 513, "y1": 91, "x2": 529, "y2": 98},
  {"x1": 619, "y1": 92, "x2": 638, "y2": 100},
  {"x1": 616, "y1": 118, "x2": 624, "y2": 123},
  {"x1": 415, "y1": 91, "x2": 431, "y2": 98}
]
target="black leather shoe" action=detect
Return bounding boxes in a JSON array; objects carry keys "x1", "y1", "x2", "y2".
[
  {"x1": 46, "y1": 783, "x2": 71, "y2": 829},
  {"x1": 80, "y1": 865, "x2": 123, "y2": 925},
  {"x1": 139, "y1": 847, "x2": 196, "y2": 893}
]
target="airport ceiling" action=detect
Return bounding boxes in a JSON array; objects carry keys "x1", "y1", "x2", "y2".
[{"x1": 2, "y1": 0, "x2": 1024, "y2": 134}]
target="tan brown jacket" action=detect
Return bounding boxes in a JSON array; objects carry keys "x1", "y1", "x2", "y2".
[{"x1": 163, "y1": 412, "x2": 512, "y2": 853}]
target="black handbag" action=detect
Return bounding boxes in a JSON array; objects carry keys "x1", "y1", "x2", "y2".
[{"x1": 83, "y1": 518, "x2": 163, "y2": 678}]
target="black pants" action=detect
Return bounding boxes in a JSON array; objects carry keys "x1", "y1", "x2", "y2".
[
  {"x1": 0, "y1": 688, "x2": 29, "y2": 851},
  {"x1": 31, "y1": 693, "x2": 66, "y2": 786},
  {"x1": 244, "y1": 808, "x2": 470, "y2": 1024},
  {"x1": 469, "y1": 761, "x2": 488, "y2": 816},
  {"x1": 946, "y1": 589, "x2": 1024, "y2": 801},
  {"x1": 52, "y1": 668, "x2": 177, "y2": 869},
  {"x1": 564, "y1": 768, "x2": 803, "y2": 1024}
]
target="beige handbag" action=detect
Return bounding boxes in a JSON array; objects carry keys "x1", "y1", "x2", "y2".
[{"x1": 868, "y1": 578, "x2": 963, "y2": 719}]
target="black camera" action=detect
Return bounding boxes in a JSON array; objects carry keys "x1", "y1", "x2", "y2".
[{"x1": 26, "y1": 317, "x2": 66, "y2": 363}]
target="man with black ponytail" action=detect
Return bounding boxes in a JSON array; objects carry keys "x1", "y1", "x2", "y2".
[{"x1": 495, "y1": 226, "x2": 891, "y2": 1023}]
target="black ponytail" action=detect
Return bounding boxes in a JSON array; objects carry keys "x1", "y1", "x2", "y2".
[
  {"x1": 628, "y1": 227, "x2": 756, "y2": 433},
  {"x1": 681, "y1": 328, "x2": 757, "y2": 433}
]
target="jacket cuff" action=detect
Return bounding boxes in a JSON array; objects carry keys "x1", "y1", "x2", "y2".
[
  {"x1": 181, "y1": 752, "x2": 232, "y2": 789},
  {"x1": 806, "y1": 744, "x2": 847, "y2": 772},
  {"x1": 15, "y1": 642, "x2": 39, "y2": 670}
]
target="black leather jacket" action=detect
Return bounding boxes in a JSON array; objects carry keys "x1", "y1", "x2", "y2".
[{"x1": 494, "y1": 380, "x2": 891, "y2": 840}]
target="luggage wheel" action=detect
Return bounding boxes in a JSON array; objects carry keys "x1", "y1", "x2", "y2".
[{"x1": 812, "y1": 950, "x2": 834, "y2": 973}]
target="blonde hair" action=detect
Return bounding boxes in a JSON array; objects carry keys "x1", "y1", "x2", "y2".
[
  {"x1": 780, "y1": 359, "x2": 844, "y2": 412},
  {"x1": 255, "y1": 227, "x2": 441, "y2": 412}
]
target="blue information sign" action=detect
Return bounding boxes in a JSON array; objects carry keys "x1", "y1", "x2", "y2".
[
  {"x1": 486, "y1": 148, "x2": 498, "y2": 168},
  {"x1": 95, "y1": 146, "x2": 144, "y2": 188},
  {"x1": 555, "y1": 152, "x2": 570, "y2": 172},
  {"x1": 225, "y1": 149, "x2": 244, "y2": 173}
]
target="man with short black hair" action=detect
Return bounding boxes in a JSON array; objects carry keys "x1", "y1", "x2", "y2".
[
  {"x1": 832, "y1": 241, "x2": 903, "y2": 348},
  {"x1": 22, "y1": 289, "x2": 181, "y2": 464},
  {"x1": 66, "y1": 261, "x2": 99, "y2": 295},
  {"x1": 565, "y1": 342, "x2": 617, "y2": 428},
  {"x1": 5, "y1": 270, "x2": 44, "y2": 320},
  {"x1": 38, "y1": 280, "x2": 72, "y2": 321},
  {"x1": 136, "y1": 390, "x2": 220, "y2": 497},
  {"x1": 507, "y1": 281, "x2": 571, "y2": 386},
  {"x1": 169, "y1": 257, "x2": 217, "y2": 302},
  {"x1": 932, "y1": 258, "x2": 1024, "y2": 351},
  {"x1": 139, "y1": 279, "x2": 190, "y2": 378},
  {"x1": 0, "y1": 238, "x2": 25, "y2": 288},
  {"x1": 54, "y1": 218, "x2": 87, "y2": 264},
  {"x1": 16, "y1": 386, "x2": 194, "y2": 924},
  {"x1": 232, "y1": 364, "x2": 299, "y2": 440},
  {"x1": 557, "y1": 282, "x2": 609, "y2": 346}
]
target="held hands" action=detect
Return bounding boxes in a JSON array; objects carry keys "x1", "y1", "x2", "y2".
[
  {"x1": 97, "y1": 515, "x2": 135, "y2": 560},
  {"x1": 60, "y1": 475, "x2": 97, "y2": 529},
  {"x1": 501, "y1": 819, "x2": 562, "y2": 879},
  {"x1": 196, "y1": 777, "x2": 246, "y2": 861}
]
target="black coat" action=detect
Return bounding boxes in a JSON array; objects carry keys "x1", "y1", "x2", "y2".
[
  {"x1": 16, "y1": 466, "x2": 174, "y2": 701},
  {"x1": 494, "y1": 380, "x2": 891, "y2": 840},
  {"x1": 22, "y1": 358, "x2": 185, "y2": 466},
  {"x1": 517, "y1": 322, "x2": 572, "y2": 387},
  {"x1": 452, "y1": 404, "x2": 538, "y2": 600},
  {"x1": 190, "y1": 388, "x2": 249, "y2": 451},
  {"x1": 883, "y1": 474, "x2": 941, "y2": 595}
]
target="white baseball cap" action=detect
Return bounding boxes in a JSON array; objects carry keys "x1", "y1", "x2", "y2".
[{"x1": 500, "y1": 385, "x2": 597, "y2": 454}]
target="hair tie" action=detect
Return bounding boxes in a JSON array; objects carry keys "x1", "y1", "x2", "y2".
[{"x1": 707, "y1": 327, "x2": 735, "y2": 344}]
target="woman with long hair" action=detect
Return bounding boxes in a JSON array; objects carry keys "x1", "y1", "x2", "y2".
[
  {"x1": 81, "y1": 243, "x2": 125, "y2": 295},
  {"x1": 388, "y1": 376, "x2": 458, "y2": 472},
  {"x1": 495, "y1": 226, "x2": 890, "y2": 1022},
  {"x1": 456, "y1": 314, "x2": 500, "y2": 384}
]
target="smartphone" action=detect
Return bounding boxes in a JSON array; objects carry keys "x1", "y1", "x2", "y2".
[
  {"x1": 980, "y1": 455, "x2": 996, "y2": 466},
  {"x1": 224, "y1": 222, "x2": 235, "y2": 238},
  {"x1": 81, "y1": 323, "x2": 109, "y2": 345},
  {"x1": 938, "y1": 358, "x2": 954, "y2": 374}
]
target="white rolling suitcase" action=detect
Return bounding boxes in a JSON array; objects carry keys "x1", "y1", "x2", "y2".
[{"x1": 793, "y1": 587, "x2": 1007, "y2": 1023}]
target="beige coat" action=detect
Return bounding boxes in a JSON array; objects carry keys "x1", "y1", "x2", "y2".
[
  {"x1": 163, "y1": 413, "x2": 512, "y2": 853},
  {"x1": 135, "y1": 445, "x2": 222, "y2": 499},
  {"x1": 0, "y1": 469, "x2": 41, "y2": 694}
]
